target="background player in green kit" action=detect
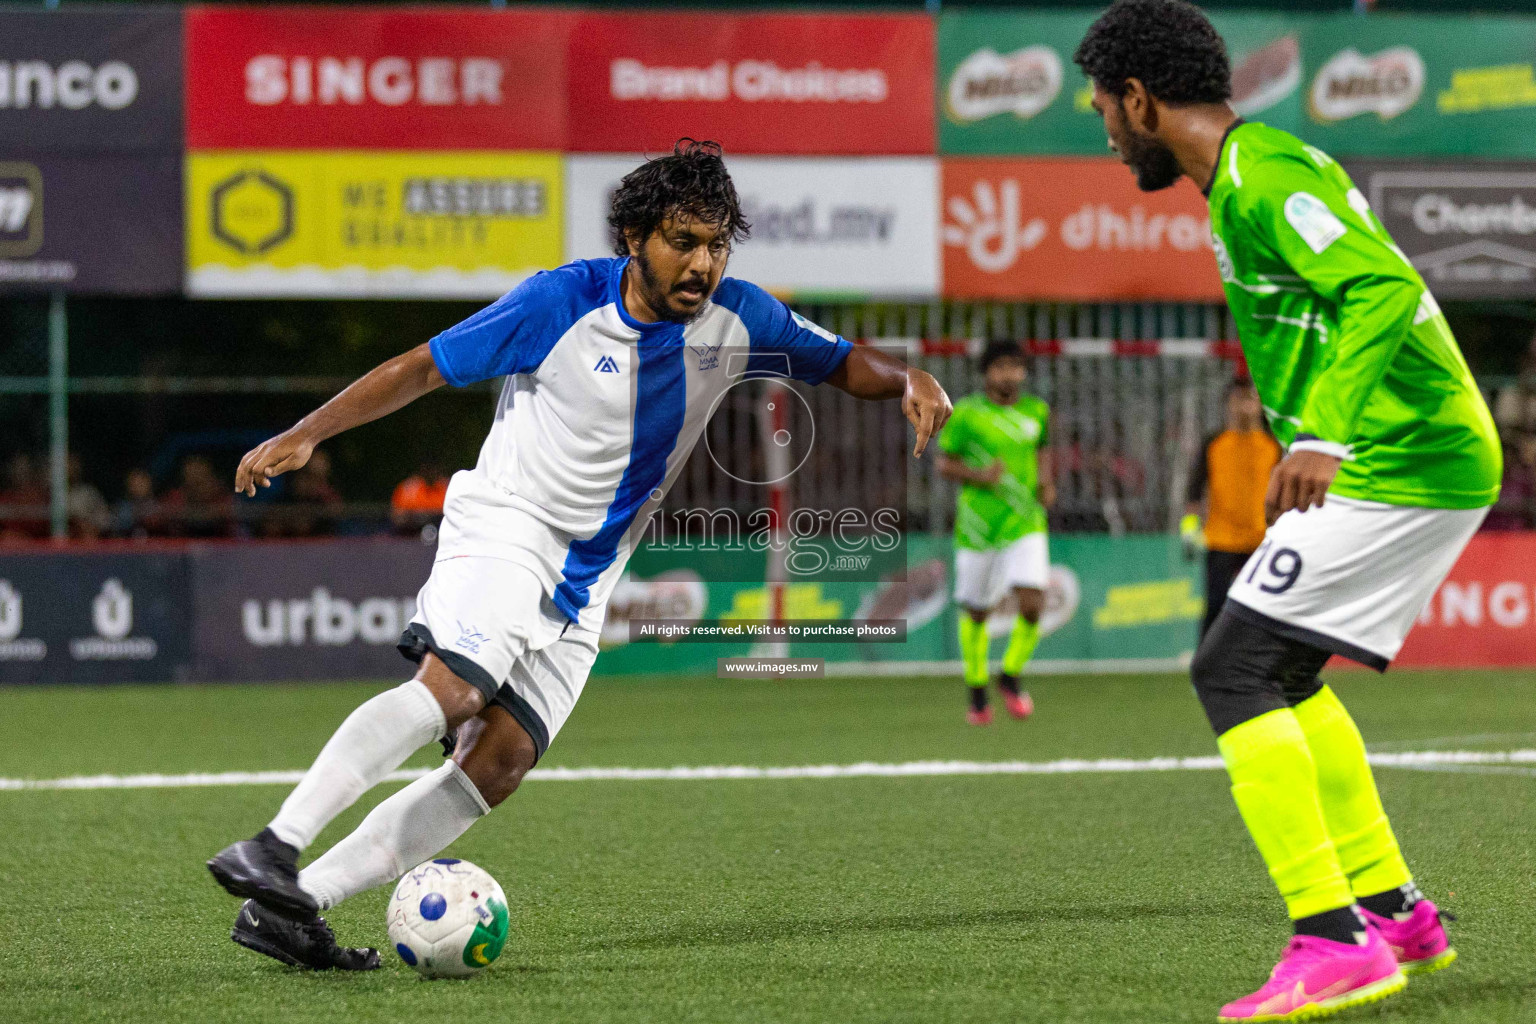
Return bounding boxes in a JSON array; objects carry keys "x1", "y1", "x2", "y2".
[
  {"x1": 936, "y1": 341, "x2": 1054, "y2": 726},
  {"x1": 1076, "y1": 2, "x2": 1501, "y2": 1020}
]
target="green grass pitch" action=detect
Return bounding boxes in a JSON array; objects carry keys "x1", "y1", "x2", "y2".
[{"x1": 5, "y1": 669, "x2": 1536, "y2": 1024}]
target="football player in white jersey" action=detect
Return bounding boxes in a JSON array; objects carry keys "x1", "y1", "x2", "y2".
[{"x1": 207, "y1": 140, "x2": 953, "y2": 968}]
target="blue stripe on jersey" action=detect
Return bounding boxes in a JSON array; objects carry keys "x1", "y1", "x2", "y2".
[
  {"x1": 428, "y1": 259, "x2": 619, "y2": 387},
  {"x1": 710, "y1": 277, "x2": 853, "y2": 386},
  {"x1": 552, "y1": 328, "x2": 687, "y2": 622}
]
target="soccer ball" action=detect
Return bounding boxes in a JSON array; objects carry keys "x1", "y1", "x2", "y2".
[{"x1": 387, "y1": 858, "x2": 509, "y2": 979}]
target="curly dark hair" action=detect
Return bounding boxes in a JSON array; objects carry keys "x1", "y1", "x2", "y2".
[
  {"x1": 979, "y1": 340, "x2": 1025, "y2": 374},
  {"x1": 608, "y1": 139, "x2": 751, "y2": 256},
  {"x1": 1073, "y1": 0, "x2": 1231, "y2": 104}
]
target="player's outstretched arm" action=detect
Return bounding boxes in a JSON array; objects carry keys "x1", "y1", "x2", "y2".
[
  {"x1": 824, "y1": 347, "x2": 952, "y2": 457},
  {"x1": 235, "y1": 343, "x2": 446, "y2": 496}
]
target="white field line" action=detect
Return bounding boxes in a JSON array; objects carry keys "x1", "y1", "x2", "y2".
[{"x1": 3, "y1": 749, "x2": 1535, "y2": 792}]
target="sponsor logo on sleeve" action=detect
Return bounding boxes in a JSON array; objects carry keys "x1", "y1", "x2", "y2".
[
  {"x1": 944, "y1": 46, "x2": 1062, "y2": 123},
  {"x1": 1283, "y1": 192, "x2": 1347, "y2": 254},
  {"x1": 1309, "y1": 47, "x2": 1424, "y2": 122}
]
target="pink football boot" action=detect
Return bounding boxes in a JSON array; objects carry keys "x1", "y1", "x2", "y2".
[
  {"x1": 966, "y1": 706, "x2": 993, "y2": 726},
  {"x1": 1360, "y1": 899, "x2": 1457, "y2": 976},
  {"x1": 1218, "y1": 930, "x2": 1406, "y2": 1022}
]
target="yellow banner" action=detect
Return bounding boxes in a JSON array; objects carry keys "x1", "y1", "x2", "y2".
[{"x1": 187, "y1": 151, "x2": 562, "y2": 298}]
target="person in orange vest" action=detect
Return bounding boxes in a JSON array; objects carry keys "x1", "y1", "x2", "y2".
[
  {"x1": 1183, "y1": 377, "x2": 1281, "y2": 638},
  {"x1": 390, "y1": 462, "x2": 450, "y2": 536}
]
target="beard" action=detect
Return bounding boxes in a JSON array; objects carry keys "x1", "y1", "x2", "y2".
[
  {"x1": 1121, "y1": 129, "x2": 1183, "y2": 192},
  {"x1": 633, "y1": 248, "x2": 708, "y2": 324}
]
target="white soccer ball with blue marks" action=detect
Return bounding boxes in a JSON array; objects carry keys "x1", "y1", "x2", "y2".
[{"x1": 387, "y1": 858, "x2": 509, "y2": 978}]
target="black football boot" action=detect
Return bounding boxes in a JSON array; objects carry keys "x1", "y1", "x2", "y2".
[
  {"x1": 207, "y1": 828, "x2": 319, "y2": 919},
  {"x1": 230, "y1": 900, "x2": 380, "y2": 971}
]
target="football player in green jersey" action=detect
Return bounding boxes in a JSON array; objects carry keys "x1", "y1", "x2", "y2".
[
  {"x1": 1076, "y1": 2, "x2": 1497, "y2": 1019},
  {"x1": 936, "y1": 341, "x2": 1054, "y2": 726}
]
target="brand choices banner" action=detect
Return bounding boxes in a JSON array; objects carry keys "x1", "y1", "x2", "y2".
[
  {"x1": 567, "y1": 12, "x2": 934, "y2": 155},
  {"x1": 185, "y1": 7, "x2": 569, "y2": 151},
  {"x1": 186, "y1": 151, "x2": 562, "y2": 298},
  {"x1": 566, "y1": 155, "x2": 939, "y2": 296},
  {"x1": 941, "y1": 158, "x2": 1224, "y2": 300},
  {"x1": 1347, "y1": 161, "x2": 1536, "y2": 298}
]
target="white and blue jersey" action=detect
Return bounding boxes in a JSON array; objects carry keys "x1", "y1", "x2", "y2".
[{"x1": 427, "y1": 256, "x2": 852, "y2": 634}]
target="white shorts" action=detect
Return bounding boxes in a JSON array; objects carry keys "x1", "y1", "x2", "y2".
[
  {"x1": 1224, "y1": 495, "x2": 1487, "y2": 670},
  {"x1": 399, "y1": 555, "x2": 600, "y2": 760},
  {"x1": 953, "y1": 532, "x2": 1050, "y2": 610}
]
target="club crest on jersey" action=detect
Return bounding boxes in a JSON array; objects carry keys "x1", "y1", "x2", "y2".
[
  {"x1": 593, "y1": 355, "x2": 620, "y2": 373},
  {"x1": 688, "y1": 339, "x2": 722, "y2": 371}
]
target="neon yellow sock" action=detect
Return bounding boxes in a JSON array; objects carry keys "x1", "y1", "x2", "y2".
[
  {"x1": 1218, "y1": 708, "x2": 1355, "y2": 920},
  {"x1": 958, "y1": 614, "x2": 990, "y2": 687},
  {"x1": 1293, "y1": 685, "x2": 1413, "y2": 898},
  {"x1": 1001, "y1": 616, "x2": 1040, "y2": 676}
]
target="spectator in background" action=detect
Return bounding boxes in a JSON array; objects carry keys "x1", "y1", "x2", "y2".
[
  {"x1": 112, "y1": 468, "x2": 162, "y2": 539},
  {"x1": 262, "y1": 449, "x2": 345, "y2": 537},
  {"x1": 0, "y1": 453, "x2": 49, "y2": 542},
  {"x1": 162, "y1": 455, "x2": 237, "y2": 538},
  {"x1": 1485, "y1": 429, "x2": 1536, "y2": 531},
  {"x1": 1494, "y1": 329, "x2": 1536, "y2": 434},
  {"x1": 391, "y1": 461, "x2": 449, "y2": 536},
  {"x1": 66, "y1": 454, "x2": 110, "y2": 540}
]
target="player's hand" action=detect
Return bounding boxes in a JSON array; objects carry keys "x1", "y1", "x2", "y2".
[
  {"x1": 1038, "y1": 479, "x2": 1057, "y2": 509},
  {"x1": 235, "y1": 428, "x2": 317, "y2": 496},
  {"x1": 903, "y1": 369, "x2": 952, "y2": 458},
  {"x1": 1265, "y1": 450, "x2": 1341, "y2": 526},
  {"x1": 976, "y1": 460, "x2": 1006, "y2": 487}
]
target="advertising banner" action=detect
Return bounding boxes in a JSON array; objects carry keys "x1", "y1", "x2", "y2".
[
  {"x1": 1396, "y1": 533, "x2": 1536, "y2": 668},
  {"x1": 1302, "y1": 15, "x2": 1536, "y2": 157},
  {"x1": 565, "y1": 155, "x2": 939, "y2": 296},
  {"x1": 0, "y1": 152, "x2": 182, "y2": 295},
  {"x1": 0, "y1": 8, "x2": 183, "y2": 152},
  {"x1": 1346, "y1": 161, "x2": 1536, "y2": 298},
  {"x1": 0, "y1": 550, "x2": 190, "y2": 684},
  {"x1": 938, "y1": 11, "x2": 1302, "y2": 155},
  {"x1": 188, "y1": 540, "x2": 435, "y2": 682},
  {"x1": 566, "y1": 12, "x2": 934, "y2": 155},
  {"x1": 186, "y1": 7, "x2": 570, "y2": 151},
  {"x1": 185, "y1": 150, "x2": 563, "y2": 298},
  {"x1": 941, "y1": 158, "x2": 1223, "y2": 300}
]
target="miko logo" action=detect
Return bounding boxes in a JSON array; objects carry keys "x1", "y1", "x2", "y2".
[
  {"x1": 594, "y1": 354, "x2": 621, "y2": 373},
  {"x1": 71, "y1": 578, "x2": 156, "y2": 661},
  {"x1": 943, "y1": 180, "x2": 1048, "y2": 273},
  {"x1": 689, "y1": 339, "x2": 722, "y2": 371}
]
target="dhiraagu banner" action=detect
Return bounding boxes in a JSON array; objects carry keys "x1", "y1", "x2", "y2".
[
  {"x1": 937, "y1": 11, "x2": 1305, "y2": 155},
  {"x1": 185, "y1": 150, "x2": 562, "y2": 298},
  {"x1": 592, "y1": 533, "x2": 1203, "y2": 675},
  {"x1": 1301, "y1": 14, "x2": 1536, "y2": 157}
]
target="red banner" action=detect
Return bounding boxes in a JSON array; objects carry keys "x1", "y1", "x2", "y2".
[
  {"x1": 566, "y1": 12, "x2": 934, "y2": 155},
  {"x1": 185, "y1": 7, "x2": 571, "y2": 150},
  {"x1": 1395, "y1": 532, "x2": 1536, "y2": 668},
  {"x1": 941, "y1": 158, "x2": 1224, "y2": 300}
]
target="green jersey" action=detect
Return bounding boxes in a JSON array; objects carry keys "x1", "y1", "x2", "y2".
[
  {"x1": 1207, "y1": 121, "x2": 1501, "y2": 510},
  {"x1": 938, "y1": 391, "x2": 1050, "y2": 550}
]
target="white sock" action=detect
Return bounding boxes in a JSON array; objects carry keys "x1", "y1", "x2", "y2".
[
  {"x1": 297, "y1": 761, "x2": 490, "y2": 910},
  {"x1": 268, "y1": 680, "x2": 446, "y2": 851}
]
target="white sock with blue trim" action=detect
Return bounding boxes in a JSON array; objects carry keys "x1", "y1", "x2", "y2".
[
  {"x1": 268, "y1": 679, "x2": 446, "y2": 851},
  {"x1": 298, "y1": 761, "x2": 490, "y2": 910}
]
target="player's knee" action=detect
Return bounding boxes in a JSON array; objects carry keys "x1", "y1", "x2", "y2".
[
  {"x1": 414, "y1": 655, "x2": 490, "y2": 731},
  {"x1": 964, "y1": 606, "x2": 988, "y2": 624},
  {"x1": 1189, "y1": 611, "x2": 1289, "y2": 736},
  {"x1": 1015, "y1": 588, "x2": 1044, "y2": 624},
  {"x1": 458, "y1": 718, "x2": 538, "y2": 809}
]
